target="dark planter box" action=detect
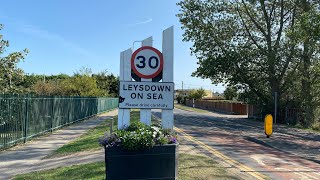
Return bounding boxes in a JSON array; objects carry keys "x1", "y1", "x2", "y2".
[{"x1": 105, "y1": 144, "x2": 178, "y2": 180}]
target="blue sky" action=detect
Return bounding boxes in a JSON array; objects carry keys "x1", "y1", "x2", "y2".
[{"x1": 0, "y1": 0, "x2": 225, "y2": 92}]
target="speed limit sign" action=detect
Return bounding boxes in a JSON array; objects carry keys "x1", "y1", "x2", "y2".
[{"x1": 131, "y1": 46, "x2": 163, "y2": 79}]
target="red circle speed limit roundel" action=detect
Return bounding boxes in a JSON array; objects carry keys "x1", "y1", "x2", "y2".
[{"x1": 131, "y1": 46, "x2": 163, "y2": 79}]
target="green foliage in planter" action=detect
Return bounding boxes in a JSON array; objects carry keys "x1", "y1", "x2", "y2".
[{"x1": 99, "y1": 122, "x2": 177, "y2": 151}]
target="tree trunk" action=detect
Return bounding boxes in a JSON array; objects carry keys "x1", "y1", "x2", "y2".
[{"x1": 301, "y1": 41, "x2": 314, "y2": 127}]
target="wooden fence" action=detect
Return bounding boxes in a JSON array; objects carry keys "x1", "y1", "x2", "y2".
[
  {"x1": 247, "y1": 104, "x2": 262, "y2": 119},
  {"x1": 185, "y1": 99, "x2": 301, "y2": 123},
  {"x1": 185, "y1": 99, "x2": 247, "y2": 115}
]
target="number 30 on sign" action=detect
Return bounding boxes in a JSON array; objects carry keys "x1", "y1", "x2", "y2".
[{"x1": 131, "y1": 46, "x2": 163, "y2": 79}]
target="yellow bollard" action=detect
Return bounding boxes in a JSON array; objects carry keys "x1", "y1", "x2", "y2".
[{"x1": 264, "y1": 114, "x2": 273, "y2": 138}]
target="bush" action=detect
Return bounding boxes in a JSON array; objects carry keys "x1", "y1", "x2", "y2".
[
  {"x1": 177, "y1": 96, "x2": 182, "y2": 104},
  {"x1": 311, "y1": 122, "x2": 320, "y2": 131}
]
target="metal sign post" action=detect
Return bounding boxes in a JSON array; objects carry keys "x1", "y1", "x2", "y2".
[
  {"x1": 140, "y1": 37, "x2": 154, "y2": 125},
  {"x1": 274, "y1": 92, "x2": 277, "y2": 124}
]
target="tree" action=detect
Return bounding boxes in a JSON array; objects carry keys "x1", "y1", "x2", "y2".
[
  {"x1": 92, "y1": 70, "x2": 119, "y2": 97},
  {"x1": 19, "y1": 74, "x2": 43, "y2": 92},
  {"x1": 23, "y1": 69, "x2": 119, "y2": 97},
  {"x1": 287, "y1": 1, "x2": 320, "y2": 127},
  {"x1": 28, "y1": 68, "x2": 103, "y2": 97},
  {"x1": 177, "y1": 0, "x2": 297, "y2": 110},
  {"x1": 59, "y1": 74, "x2": 102, "y2": 97},
  {"x1": 188, "y1": 88, "x2": 207, "y2": 100},
  {"x1": 31, "y1": 80, "x2": 63, "y2": 96},
  {"x1": 177, "y1": 1, "x2": 320, "y2": 125},
  {"x1": 0, "y1": 24, "x2": 28, "y2": 92},
  {"x1": 224, "y1": 86, "x2": 238, "y2": 100}
]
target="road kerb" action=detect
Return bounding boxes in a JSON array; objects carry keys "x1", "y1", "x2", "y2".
[{"x1": 174, "y1": 127, "x2": 269, "y2": 180}]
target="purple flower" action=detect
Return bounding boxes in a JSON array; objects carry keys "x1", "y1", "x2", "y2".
[
  {"x1": 169, "y1": 137, "x2": 177, "y2": 144},
  {"x1": 98, "y1": 136, "x2": 108, "y2": 146}
]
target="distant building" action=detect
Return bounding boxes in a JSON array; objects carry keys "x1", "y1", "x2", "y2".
[
  {"x1": 175, "y1": 89, "x2": 213, "y2": 99},
  {"x1": 174, "y1": 89, "x2": 190, "y2": 99},
  {"x1": 204, "y1": 90, "x2": 213, "y2": 98},
  {"x1": 212, "y1": 92, "x2": 224, "y2": 97},
  {"x1": 204, "y1": 92, "x2": 225, "y2": 100}
]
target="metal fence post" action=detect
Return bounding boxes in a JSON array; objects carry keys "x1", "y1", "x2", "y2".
[
  {"x1": 51, "y1": 97, "x2": 55, "y2": 132},
  {"x1": 285, "y1": 107, "x2": 288, "y2": 124},
  {"x1": 23, "y1": 98, "x2": 29, "y2": 143},
  {"x1": 230, "y1": 103, "x2": 233, "y2": 114},
  {"x1": 110, "y1": 118, "x2": 114, "y2": 134},
  {"x1": 274, "y1": 92, "x2": 277, "y2": 124},
  {"x1": 246, "y1": 104, "x2": 249, "y2": 118}
]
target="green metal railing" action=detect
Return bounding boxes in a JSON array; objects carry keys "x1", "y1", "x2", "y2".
[{"x1": 0, "y1": 95, "x2": 118, "y2": 149}]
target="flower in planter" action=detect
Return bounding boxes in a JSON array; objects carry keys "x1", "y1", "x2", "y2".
[
  {"x1": 98, "y1": 132, "x2": 121, "y2": 147},
  {"x1": 168, "y1": 136, "x2": 177, "y2": 144},
  {"x1": 99, "y1": 121, "x2": 177, "y2": 151}
]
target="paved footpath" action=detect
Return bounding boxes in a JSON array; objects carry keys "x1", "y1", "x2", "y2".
[
  {"x1": 0, "y1": 109, "x2": 118, "y2": 180},
  {"x1": 154, "y1": 108, "x2": 320, "y2": 180}
]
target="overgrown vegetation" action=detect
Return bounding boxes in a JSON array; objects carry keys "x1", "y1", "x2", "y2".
[
  {"x1": 23, "y1": 67, "x2": 118, "y2": 97},
  {"x1": 177, "y1": 0, "x2": 320, "y2": 128}
]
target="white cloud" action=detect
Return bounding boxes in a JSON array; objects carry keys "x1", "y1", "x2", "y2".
[
  {"x1": 127, "y1": 18, "x2": 153, "y2": 26},
  {"x1": 20, "y1": 24, "x2": 94, "y2": 58},
  {"x1": 0, "y1": 15, "x2": 96, "y2": 59}
]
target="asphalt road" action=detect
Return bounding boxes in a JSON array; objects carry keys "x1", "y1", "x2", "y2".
[{"x1": 153, "y1": 108, "x2": 320, "y2": 180}]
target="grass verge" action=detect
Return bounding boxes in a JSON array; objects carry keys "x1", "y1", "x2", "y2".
[
  {"x1": 311, "y1": 122, "x2": 320, "y2": 131},
  {"x1": 175, "y1": 103, "x2": 211, "y2": 113},
  {"x1": 14, "y1": 153, "x2": 236, "y2": 180},
  {"x1": 178, "y1": 153, "x2": 237, "y2": 180},
  {"x1": 288, "y1": 123, "x2": 320, "y2": 133},
  {"x1": 46, "y1": 110, "x2": 159, "y2": 158}
]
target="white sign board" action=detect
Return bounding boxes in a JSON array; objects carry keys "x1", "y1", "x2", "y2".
[{"x1": 119, "y1": 81, "x2": 174, "y2": 109}]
